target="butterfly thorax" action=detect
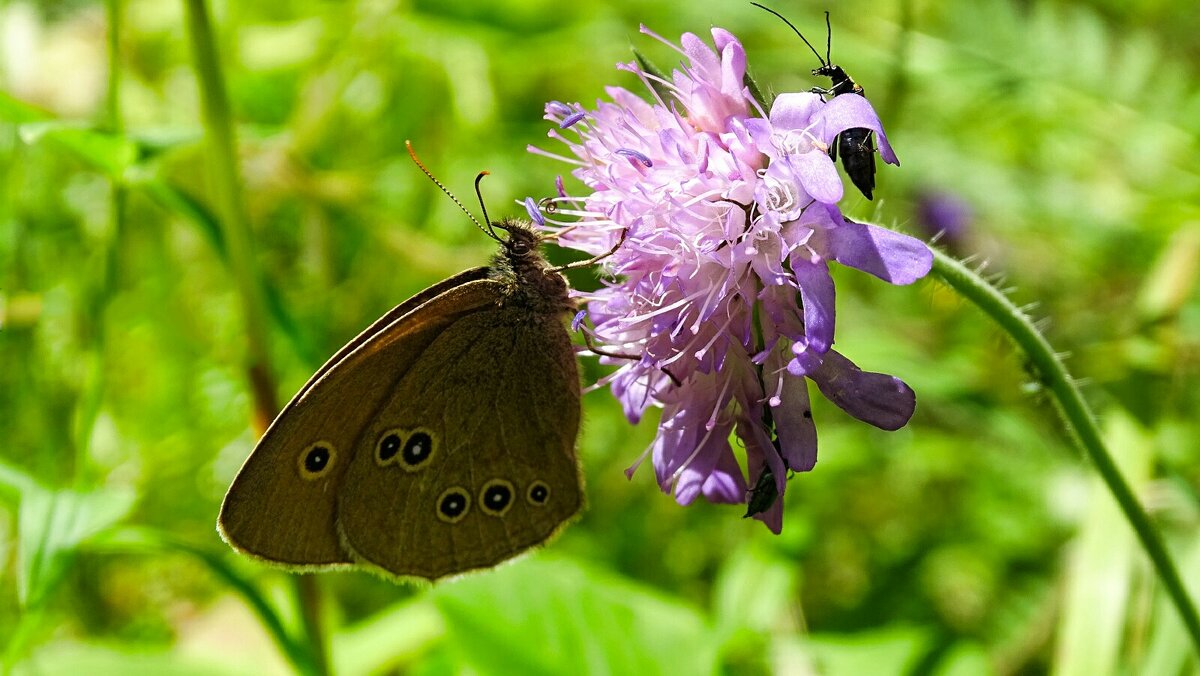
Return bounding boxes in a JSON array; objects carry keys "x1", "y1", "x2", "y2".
[{"x1": 487, "y1": 219, "x2": 573, "y2": 318}]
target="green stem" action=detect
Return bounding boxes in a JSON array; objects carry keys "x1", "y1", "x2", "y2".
[
  {"x1": 930, "y1": 247, "x2": 1200, "y2": 656},
  {"x1": 182, "y1": 2, "x2": 328, "y2": 674},
  {"x1": 181, "y1": 0, "x2": 276, "y2": 429},
  {"x1": 171, "y1": 539, "x2": 318, "y2": 675}
]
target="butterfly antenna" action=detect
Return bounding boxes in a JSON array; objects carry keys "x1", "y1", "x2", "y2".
[
  {"x1": 405, "y1": 140, "x2": 498, "y2": 241},
  {"x1": 473, "y1": 172, "x2": 502, "y2": 237},
  {"x1": 750, "y1": 2, "x2": 825, "y2": 66},
  {"x1": 824, "y1": 10, "x2": 833, "y2": 64}
]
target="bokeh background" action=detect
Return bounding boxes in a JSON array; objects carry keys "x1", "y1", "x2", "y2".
[{"x1": 2, "y1": 0, "x2": 1199, "y2": 673}]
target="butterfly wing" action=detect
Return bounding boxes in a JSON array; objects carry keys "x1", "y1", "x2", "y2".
[
  {"x1": 337, "y1": 283, "x2": 582, "y2": 580},
  {"x1": 217, "y1": 270, "x2": 493, "y2": 567}
]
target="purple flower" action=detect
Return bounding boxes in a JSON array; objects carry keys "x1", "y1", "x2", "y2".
[
  {"x1": 914, "y1": 189, "x2": 973, "y2": 253},
  {"x1": 530, "y1": 27, "x2": 931, "y2": 532}
]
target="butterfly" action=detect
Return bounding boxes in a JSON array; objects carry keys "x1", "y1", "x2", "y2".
[{"x1": 219, "y1": 147, "x2": 590, "y2": 581}]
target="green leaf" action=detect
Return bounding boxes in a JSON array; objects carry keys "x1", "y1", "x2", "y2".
[
  {"x1": 0, "y1": 462, "x2": 137, "y2": 607},
  {"x1": 17, "y1": 121, "x2": 140, "y2": 181},
  {"x1": 0, "y1": 91, "x2": 49, "y2": 123},
  {"x1": 1, "y1": 92, "x2": 140, "y2": 179},
  {"x1": 432, "y1": 554, "x2": 717, "y2": 675}
]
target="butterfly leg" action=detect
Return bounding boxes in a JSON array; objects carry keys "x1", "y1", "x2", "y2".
[{"x1": 549, "y1": 227, "x2": 629, "y2": 272}]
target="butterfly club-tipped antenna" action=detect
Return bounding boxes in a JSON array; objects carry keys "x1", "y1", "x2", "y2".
[{"x1": 405, "y1": 140, "x2": 501, "y2": 242}]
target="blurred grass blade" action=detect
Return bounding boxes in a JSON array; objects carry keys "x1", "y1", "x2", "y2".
[
  {"x1": 91, "y1": 526, "x2": 319, "y2": 675},
  {"x1": 1136, "y1": 223, "x2": 1200, "y2": 325},
  {"x1": 1141, "y1": 535, "x2": 1200, "y2": 674},
  {"x1": 1052, "y1": 411, "x2": 1151, "y2": 674},
  {"x1": 712, "y1": 544, "x2": 797, "y2": 638}
]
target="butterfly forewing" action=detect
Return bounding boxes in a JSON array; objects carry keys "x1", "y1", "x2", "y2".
[
  {"x1": 218, "y1": 275, "x2": 496, "y2": 567},
  {"x1": 337, "y1": 282, "x2": 582, "y2": 580}
]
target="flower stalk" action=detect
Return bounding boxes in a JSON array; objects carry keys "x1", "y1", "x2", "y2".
[{"x1": 929, "y1": 247, "x2": 1200, "y2": 657}]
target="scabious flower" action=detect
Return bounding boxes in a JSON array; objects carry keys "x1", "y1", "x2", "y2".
[{"x1": 529, "y1": 26, "x2": 932, "y2": 532}]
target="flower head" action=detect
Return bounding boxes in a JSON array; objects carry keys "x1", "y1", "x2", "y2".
[{"x1": 530, "y1": 27, "x2": 931, "y2": 532}]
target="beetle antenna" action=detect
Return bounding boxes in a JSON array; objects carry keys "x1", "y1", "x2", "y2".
[
  {"x1": 824, "y1": 11, "x2": 833, "y2": 64},
  {"x1": 750, "y1": 2, "x2": 826, "y2": 66}
]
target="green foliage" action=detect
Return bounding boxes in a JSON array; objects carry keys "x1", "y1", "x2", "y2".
[{"x1": 2, "y1": 0, "x2": 1199, "y2": 673}]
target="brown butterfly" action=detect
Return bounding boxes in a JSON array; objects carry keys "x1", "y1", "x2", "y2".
[{"x1": 219, "y1": 147, "x2": 594, "y2": 581}]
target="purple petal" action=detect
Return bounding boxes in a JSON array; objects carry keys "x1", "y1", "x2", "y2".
[
  {"x1": 814, "y1": 94, "x2": 899, "y2": 165},
  {"x1": 768, "y1": 92, "x2": 824, "y2": 131},
  {"x1": 715, "y1": 30, "x2": 747, "y2": 91},
  {"x1": 740, "y1": 415, "x2": 788, "y2": 534},
  {"x1": 571, "y1": 310, "x2": 587, "y2": 332},
  {"x1": 811, "y1": 350, "x2": 916, "y2": 430},
  {"x1": 738, "y1": 414, "x2": 787, "y2": 493},
  {"x1": 789, "y1": 151, "x2": 843, "y2": 204},
  {"x1": 710, "y1": 27, "x2": 739, "y2": 53},
  {"x1": 752, "y1": 498, "x2": 784, "y2": 534},
  {"x1": 673, "y1": 432, "x2": 732, "y2": 505},
  {"x1": 680, "y1": 31, "x2": 719, "y2": 75},
  {"x1": 701, "y1": 448, "x2": 748, "y2": 504},
  {"x1": 771, "y1": 378, "x2": 818, "y2": 471},
  {"x1": 828, "y1": 219, "x2": 932, "y2": 285},
  {"x1": 764, "y1": 343, "x2": 818, "y2": 471},
  {"x1": 790, "y1": 257, "x2": 836, "y2": 355}
]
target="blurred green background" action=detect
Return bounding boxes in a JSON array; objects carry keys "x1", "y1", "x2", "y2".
[{"x1": 2, "y1": 0, "x2": 1199, "y2": 673}]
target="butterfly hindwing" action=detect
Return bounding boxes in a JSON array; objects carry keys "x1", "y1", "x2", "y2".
[{"x1": 337, "y1": 282, "x2": 582, "y2": 580}]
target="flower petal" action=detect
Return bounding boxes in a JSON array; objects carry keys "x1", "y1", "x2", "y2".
[
  {"x1": 702, "y1": 447, "x2": 749, "y2": 504},
  {"x1": 768, "y1": 92, "x2": 824, "y2": 131},
  {"x1": 765, "y1": 346, "x2": 818, "y2": 471},
  {"x1": 752, "y1": 497, "x2": 784, "y2": 534},
  {"x1": 790, "y1": 257, "x2": 836, "y2": 356},
  {"x1": 814, "y1": 94, "x2": 899, "y2": 165},
  {"x1": 788, "y1": 150, "x2": 843, "y2": 204},
  {"x1": 674, "y1": 432, "x2": 733, "y2": 505},
  {"x1": 829, "y1": 219, "x2": 932, "y2": 285},
  {"x1": 811, "y1": 350, "x2": 916, "y2": 430}
]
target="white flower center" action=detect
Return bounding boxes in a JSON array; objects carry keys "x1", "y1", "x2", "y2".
[
  {"x1": 771, "y1": 129, "x2": 816, "y2": 157},
  {"x1": 759, "y1": 172, "x2": 798, "y2": 214}
]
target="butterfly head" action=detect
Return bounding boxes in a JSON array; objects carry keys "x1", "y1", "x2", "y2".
[
  {"x1": 492, "y1": 218, "x2": 542, "y2": 258},
  {"x1": 486, "y1": 218, "x2": 572, "y2": 313}
]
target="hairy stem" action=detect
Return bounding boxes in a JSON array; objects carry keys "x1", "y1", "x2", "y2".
[{"x1": 930, "y1": 247, "x2": 1200, "y2": 657}]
